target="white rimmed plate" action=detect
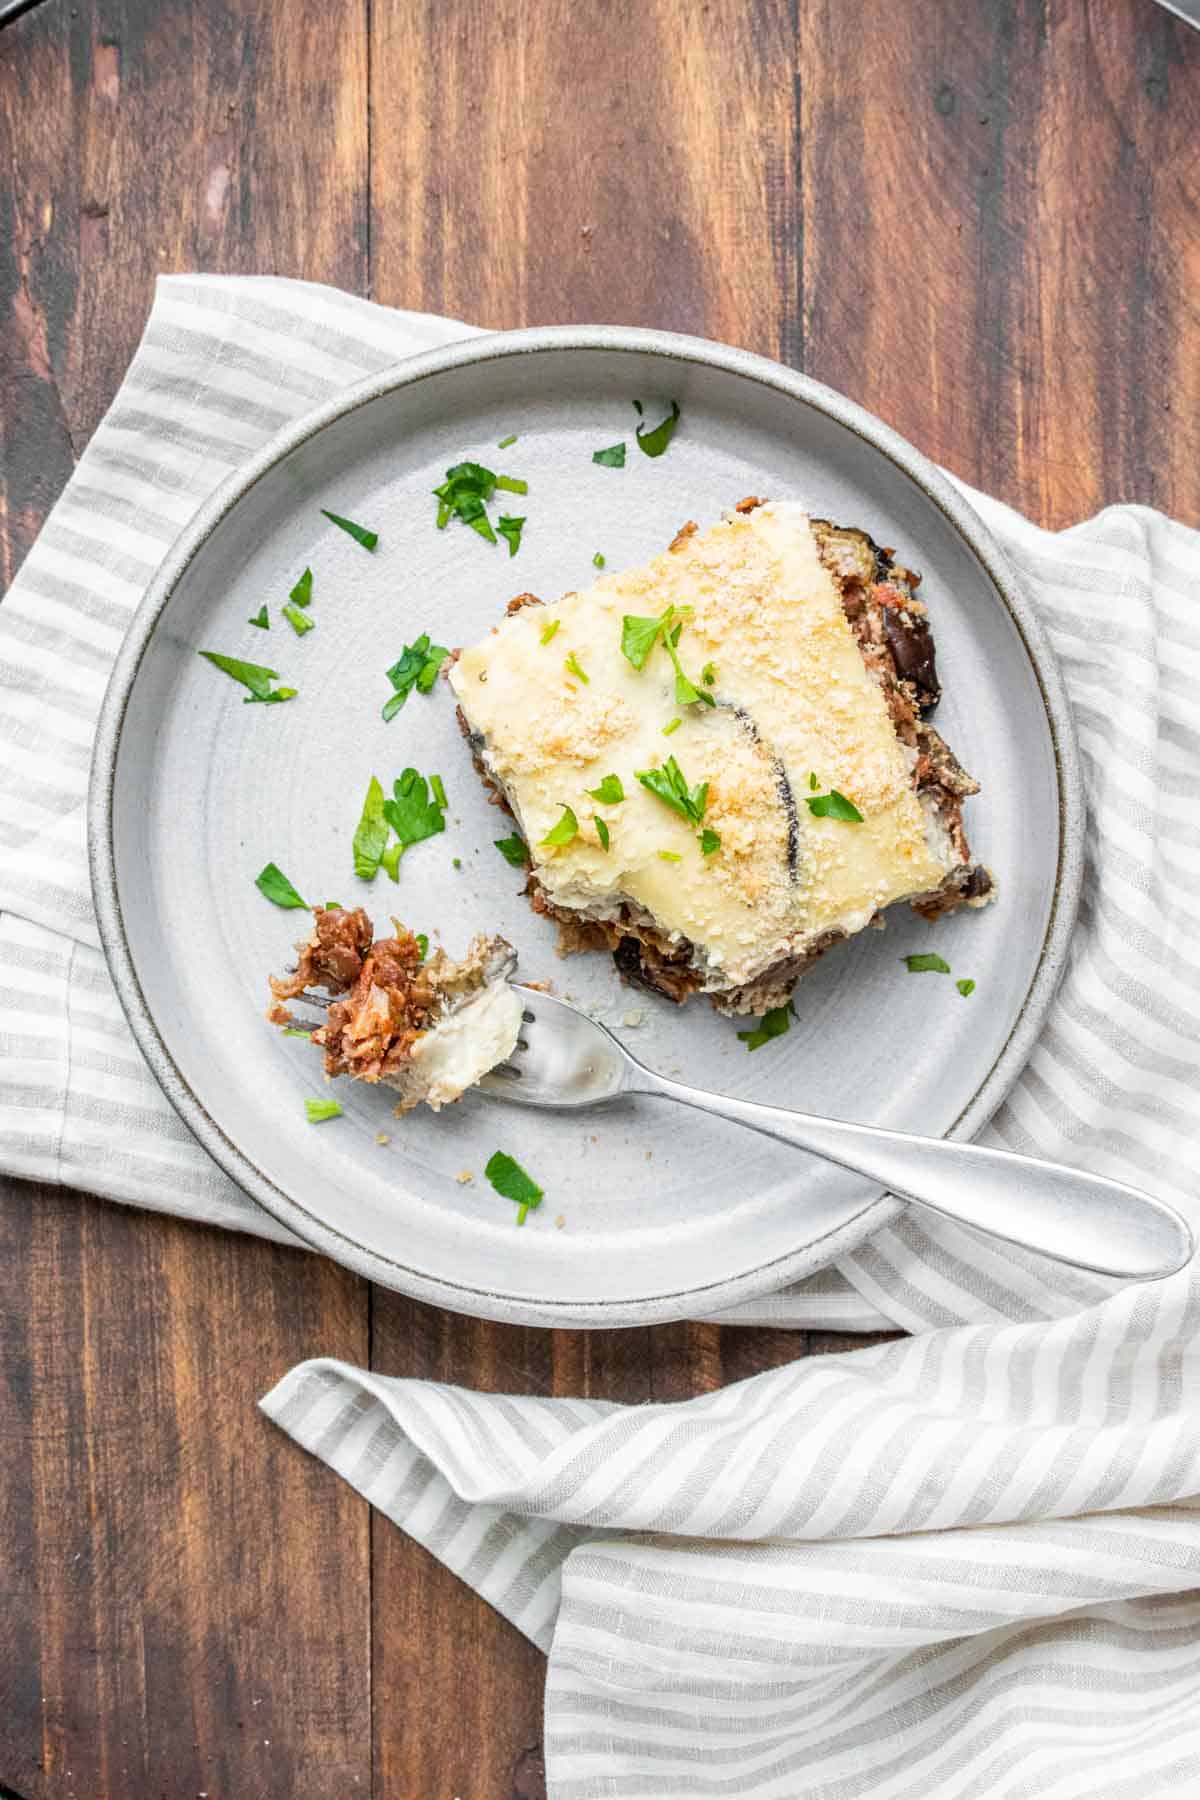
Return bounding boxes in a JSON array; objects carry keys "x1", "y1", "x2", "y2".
[{"x1": 90, "y1": 327, "x2": 1082, "y2": 1327}]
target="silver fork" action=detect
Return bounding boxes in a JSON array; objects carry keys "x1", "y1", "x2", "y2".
[{"x1": 481, "y1": 988, "x2": 1193, "y2": 1281}]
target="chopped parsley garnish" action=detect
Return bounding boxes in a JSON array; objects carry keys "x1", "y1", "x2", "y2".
[
  {"x1": 383, "y1": 768, "x2": 447, "y2": 852},
  {"x1": 564, "y1": 651, "x2": 589, "y2": 684},
  {"x1": 737, "y1": 1005, "x2": 791, "y2": 1052},
  {"x1": 282, "y1": 603, "x2": 315, "y2": 636},
  {"x1": 282, "y1": 1027, "x2": 312, "y2": 1038},
  {"x1": 593, "y1": 443, "x2": 626, "y2": 468},
  {"x1": 593, "y1": 551, "x2": 606, "y2": 568},
  {"x1": 415, "y1": 933, "x2": 429, "y2": 959},
  {"x1": 197, "y1": 651, "x2": 296, "y2": 704},
  {"x1": 497, "y1": 433, "x2": 518, "y2": 449},
  {"x1": 662, "y1": 717, "x2": 682, "y2": 736},
  {"x1": 494, "y1": 833, "x2": 530, "y2": 867},
  {"x1": 636, "y1": 754, "x2": 709, "y2": 826},
  {"x1": 620, "y1": 604, "x2": 712, "y2": 704},
  {"x1": 808, "y1": 771, "x2": 820, "y2": 790},
  {"x1": 540, "y1": 805, "x2": 579, "y2": 848},
  {"x1": 452, "y1": 857, "x2": 462, "y2": 869},
  {"x1": 290, "y1": 568, "x2": 313, "y2": 607},
  {"x1": 956, "y1": 978, "x2": 976, "y2": 997},
  {"x1": 433, "y1": 462, "x2": 527, "y2": 545},
  {"x1": 587, "y1": 774, "x2": 625, "y2": 805},
  {"x1": 484, "y1": 1150, "x2": 544, "y2": 1225},
  {"x1": 255, "y1": 862, "x2": 308, "y2": 909},
  {"x1": 382, "y1": 633, "x2": 449, "y2": 720},
  {"x1": 594, "y1": 816, "x2": 610, "y2": 851},
  {"x1": 353, "y1": 776, "x2": 389, "y2": 880},
  {"x1": 497, "y1": 514, "x2": 525, "y2": 557},
  {"x1": 540, "y1": 618, "x2": 561, "y2": 646},
  {"x1": 806, "y1": 788, "x2": 864, "y2": 823},
  {"x1": 904, "y1": 953, "x2": 951, "y2": 974},
  {"x1": 305, "y1": 1097, "x2": 344, "y2": 1123},
  {"x1": 321, "y1": 509, "x2": 378, "y2": 551},
  {"x1": 249, "y1": 606, "x2": 270, "y2": 630},
  {"x1": 431, "y1": 773, "x2": 448, "y2": 809},
  {"x1": 633, "y1": 400, "x2": 644, "y2": 416},
  {"x1": 324, "y1": 901, "x2": 343, "y2": 910},
  {"x1": 380, "y1": 842, "x2": 402, "y2": 881},
  {"x1": 657, "y1": 849, "x2": 682, "y2": 863},
  {"x1": 701, "y1": 661, "x2": 716, "y2": 685},
  {"x1": 635, "y1": 400, "x2": 680, "y2": 458},
  {"x1": 699, "y1": 827, "x2": 721, "y2": 856},
  {"x1": 621, "y1": 611, "x2": 666, "y2": 669}
]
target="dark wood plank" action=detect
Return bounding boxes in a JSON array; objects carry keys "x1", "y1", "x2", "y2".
[
  {"x1": 0, "y1": 0, "x2": 373, "y2": 1795},
  {"x1": 0, "y1": 0, "x2": 369, "y2": 587},
  {"x1": 799, "y1": 0, "x2": 1200, "y2": 529},
  {"x1": 0, "y1": 1182, "x2": 371, "y2": 1800}
]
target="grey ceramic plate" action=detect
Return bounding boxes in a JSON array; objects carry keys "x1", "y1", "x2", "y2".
[{"x1": 90, "y1": 326, "x2": 1081, "y2": 1328}]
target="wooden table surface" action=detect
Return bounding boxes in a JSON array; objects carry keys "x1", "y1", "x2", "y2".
[{"x1": 1, "y1": 2, "x2": 1197, "y2": 1796}]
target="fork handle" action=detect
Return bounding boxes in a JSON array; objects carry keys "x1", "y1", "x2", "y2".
[{"x1": 643, "y1": 1075, "x2": 1192, "y2": 1280}]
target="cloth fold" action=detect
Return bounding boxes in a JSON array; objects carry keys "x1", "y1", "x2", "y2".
[{"x1": 262, "y1": 1261, "x2": 1200, "y2": 1795}]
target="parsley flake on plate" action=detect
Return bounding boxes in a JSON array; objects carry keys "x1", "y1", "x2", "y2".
[
  {"x1": 497, "y1": 514, "x2": 525, "y2": 557},
  {"x1": 282, "y1": 603, "x2": 315, "y2": 637},
  {"x1": 383, "y1": 768, "x2": 447, "y2": 852},
  {"x1": 352, "y1": 776, "x2": 389, "y2": 881},
  {"x1": 249, "y1": 605, "x2": 270, "y2": 630},
  {"x1": 305, "y1": 1097, "x2": 344, "y2": 1123},
  {"x1": 635, "y1": 399, "x2": 680, "y2": 458},
  {"x1": 321, "y1": 508, "x2": 378, "y2": 550},
  {"x1": 699, "y1": 827, "x2": 721, "y2": 856},
  {"x1": 484, "y1": 1150, "x2": 544, "y2": 1225},
  {"x1": 255, "y1": 862, "x2": 308, "y2": 909},
  {"x1": 808, "y1": 771, "x2": 820, "y2": 790},
  {"x1": 382, "y1": 632, "x2": 449, "y2": 721},
  {"x1": 956, "y1": 978, "x2": 977, "y2": 997},
  {"x1": 662, "y1": 717, "x2": 682, "y2": 736},
  {"x1": 497, "y1": 433, "x2": 518, "y2": 449},
  {"x1": 586, "y1": 774, "x2": 625, "y2": 805},
  {"x1": 540, "y1": 805, "x2": 579, "y2": 848},
  {"x1": 594, "y1": 816, "x2": 610, "y2": 851},
  {"x1": 657, "y1": 849, "x2": 682, "y2": 863},
  {"x1": 593, "y1": 551, "x2": 606, "y2": 568},
  {"x1": 197, "y1": 651, "x2": 296, "y2": 704},
  {"x1": 737, "y1": 1005, "x2": 791, "y2": 1052},
  {"x1": 494, "y1": 833, "x2": 530, "y2": 867},
  {"x1": 701, "y1": 661, "x2": 716, "y2": 686},
  {"x1": 416, "y1": 933, "x2": 429, "y2": 960},
  {"x1": 806, "y1": 788, "x2": 863, "y2": 823},
  {"x1": 289, "y1": 568, "x2": 313, "y2": 607},
  {"x1": 564, "y1": 651, "x2": 589, "y2": 684},
  {"x1": 433, "y1": 462, "x2": 526, "y2": 545},
  {"x1": 592, "y1": 442, "x2": 626, "y2": 468},
  {"x1": 636, "y1": 754, "x2": 709, "y2": 826},
  {"x1": 904, "y1": 953, "x2": 951, "y2": 975},
  {"x1": 540, "y1": 618, "x2": 561, "y2": 646}
]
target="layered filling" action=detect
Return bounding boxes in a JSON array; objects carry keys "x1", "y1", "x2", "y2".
[
  {"x1": 269, "y1": 907, "x2": 521, "y2": 1111},
  {"x1": 450, "y1": 500, "x2": 992, "y2": 1015}
]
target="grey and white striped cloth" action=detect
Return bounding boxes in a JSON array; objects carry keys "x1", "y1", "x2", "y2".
[{"x1": 4, "y1": 277, "x2": 1200, "y2": 1794}]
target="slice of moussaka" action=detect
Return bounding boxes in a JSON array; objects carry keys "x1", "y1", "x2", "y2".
[
  {"x1": 269, "y1": 908, "x2": 521, "y2": 1110},
  {"x1": 449, "y1": 499, "x2": 993, "y2": 1016}
]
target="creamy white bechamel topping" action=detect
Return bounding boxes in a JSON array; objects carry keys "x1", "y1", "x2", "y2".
[
  {"x1": 400, "y1": 981, "x2": 522, "y2": 1111},
  {"x1": 450, "y1": 503, "x2": 956, "y2": 991}
]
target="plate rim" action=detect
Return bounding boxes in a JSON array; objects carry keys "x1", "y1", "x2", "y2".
[{"x1": 88, "y1": 323, "x2": 1083, "y2": 1328}]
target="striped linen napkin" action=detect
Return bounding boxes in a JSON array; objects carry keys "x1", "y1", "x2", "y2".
[{"x1": 4, "y1": 277, "x2": 1200, "y2": 1794}]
